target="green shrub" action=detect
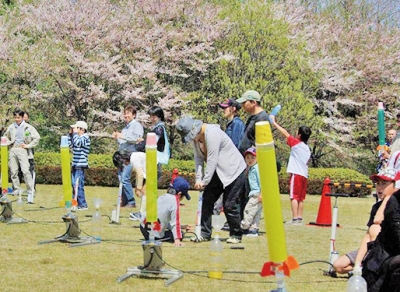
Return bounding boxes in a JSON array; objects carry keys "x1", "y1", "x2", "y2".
[
  {"x1": 279, "y1": 167, "x2": 372, "y2": 197},
  {"x1": 3, "y1": 152, "x2": 373, "y2": 196}
]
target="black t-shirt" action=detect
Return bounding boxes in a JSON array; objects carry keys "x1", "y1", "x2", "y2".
[
  {"x1": 239, "y1": 110, "x2": 270, "y2": 155},
  {"x1": 366, "y1": 200, "x2": 383, "y2": 228}
]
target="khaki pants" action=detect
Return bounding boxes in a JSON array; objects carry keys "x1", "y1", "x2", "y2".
[
  {"x1": 9, "y1": 148, "x2": 33, "y2": 193},
  {"x1": 241, "y1": 196, "x2": 262, "y2": 230}
]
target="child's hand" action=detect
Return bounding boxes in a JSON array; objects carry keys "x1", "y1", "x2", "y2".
[
  {"x1": 269, "y1": 115, "x2": 276, "y2": 123},
  {"x1": 174, "y1": 239, "x2": 184, "y2": 247},
  {"x1": 135, "y1": 188, "x2": 142, "y2": 197},
  {"x1": 258, "y1": 194, "x2": 262, "y2": 202},
  {"x1": 186, "y1": 224, "x2": 194, "y2": 232}
]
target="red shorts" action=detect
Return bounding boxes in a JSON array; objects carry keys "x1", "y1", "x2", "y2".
[{"x1": 289, "y1": 174, "x2": 307, "y2": 201}]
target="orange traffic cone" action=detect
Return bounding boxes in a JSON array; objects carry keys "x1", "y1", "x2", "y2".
[{"x1": 309, "y1": 177, "x2": 332, "y2": 227}]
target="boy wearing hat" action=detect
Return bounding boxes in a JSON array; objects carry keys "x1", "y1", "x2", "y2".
[
  {"x1": 241, "y1": 147, "x2": 262, "y2": 236},
  {"x1": 69, "y1": 121, "x2": 90, "y2": 210},
  {"x1": 140, "y1": 177, "x2": 191, "y2": 247},
  {"x1": 176, "y1": 116, "x2": 246, "y2": 244}
]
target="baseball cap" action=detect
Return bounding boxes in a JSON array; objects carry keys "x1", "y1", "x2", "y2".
[
  {"x1": 236, "y1": 90, "x2": 261, "y2": 103},
  {"x1": 70, "y1": 121, "x2": 88, "y2": 130},
  {"x1": 176, "y1": 116, "x2": 202, "y2": 144},
  {"x1": 172, "y1": 177, "x2": 191, "y2": 200},
  {"x1": 218, "y1": 98, "x2": 241, "y2": 110},
  {"x1": 370, "y1": 167, "x2": 400, "y2": 182},
  {"x1": 244, "y1": 147, "x2": 256, "y2": 156}
]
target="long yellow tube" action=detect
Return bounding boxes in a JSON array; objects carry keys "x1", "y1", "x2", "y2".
[
  {"x1": 1, "y1": 137, "x2": 9, "y2": 193},
  {"x1": 146, "y1": 133, "x2": 158, "y2": 222},
  {"x1": 256, "y1": 121, "x2": 287, "y2": 263},
  {"x1": 60, "y1": 136, "x2": 72, "y2": 207}
]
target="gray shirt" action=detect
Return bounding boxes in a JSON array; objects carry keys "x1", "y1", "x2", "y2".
[{"x1": 194, "y1": 124, "x2": 246, "y2": 187}]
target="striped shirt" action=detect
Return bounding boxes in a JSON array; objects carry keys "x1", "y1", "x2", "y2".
[{"x1": 68, "y1": 133, "x2": 90, "y2": 168}]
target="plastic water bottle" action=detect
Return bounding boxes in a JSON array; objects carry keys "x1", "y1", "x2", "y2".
[
  {"x1": 208, "y1": 232, "x2": 223, "y2": 279},
  {"x1": 270, "y1": 104, "x2": 282, "y2": 116},
  {"x1": 347, "y1": 265, "x2": 367, "y2": 292},
  {"x1": 91, "y1": 210, "x2": 102, "y2": 241},
  {"x1": 14, "y1": 194, "x2": 24, "y2": 216}
]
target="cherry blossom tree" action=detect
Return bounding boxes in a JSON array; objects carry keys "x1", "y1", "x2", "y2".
[{"x1": 0, "y1": 0, "x2": 228, "y2": 151}]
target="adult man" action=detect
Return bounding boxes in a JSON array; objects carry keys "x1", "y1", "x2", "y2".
[
  {"x1": 112, "y1": 105, "x2": 144, "y2": 208},
  {"x1": 389, "y1": 113, "x2": 400, "y2": 153},
  {"x1": 176, "y1": 116, "x2": 246, "y2": 244},
  {"x1": 362, "y1": 170, "x2": 400, "y2": 291},
  {"x1": 236, "y1": 90, "x2": 270, "y2": 155},
  {"x1": 4, "y1": 109, "x2": 40, "y2": 203}
]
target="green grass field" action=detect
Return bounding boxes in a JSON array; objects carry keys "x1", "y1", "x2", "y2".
[{"x1": 0, "y1": 184, "x2": 374, "y2": 292}]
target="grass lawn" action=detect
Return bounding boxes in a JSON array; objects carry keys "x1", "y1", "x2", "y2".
[{"x1": 0, "y1": 184, "x2": 374, "y2": 292}]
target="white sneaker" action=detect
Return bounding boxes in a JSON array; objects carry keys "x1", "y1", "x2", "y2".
[
  {"x1": 129, "y1": 212, "x2": 141, "y2": 221},
  {"x1": 226, "y1": 237, "x2": 241, "y2": 244},
  {"x1": 27, "y1": 191, "x2": 34, "y2": 204}
]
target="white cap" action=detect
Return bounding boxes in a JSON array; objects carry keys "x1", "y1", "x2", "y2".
[{"x1": 70, "y1": 121, "x2": 88, "y2": 130}]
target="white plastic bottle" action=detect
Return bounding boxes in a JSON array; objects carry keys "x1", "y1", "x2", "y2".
[
  {"x1": 91, "y1": 210, "x2": 102, "y2": 241},
  {"x1": 347, "y1": 265, "x2": 367, "y2": 292},
  {"x1": 14, "y1": 194, "x2": 24, "y2": 216},
  {"x1": 208, "y1": 233, "x2": 223, "y2": 279}
]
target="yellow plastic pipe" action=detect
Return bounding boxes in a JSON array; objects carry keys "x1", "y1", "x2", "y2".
[
  {"x1": 256, "y1": 121, "x2": 287, "y2": 263},
  {"x1": 60, "y1": 136, "x2": 72, "y2": 208},
  {"x1": 146, "y1": 133, "x2": 158, "y2": 222}
]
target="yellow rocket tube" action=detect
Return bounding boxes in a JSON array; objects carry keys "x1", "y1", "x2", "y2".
[
  {"x1": 256, "y1": 121, "x2": 288, "y2": 263},
  {"x1": 1, "y1": 137, "x2": 9, "y2": 192},
  {"x1": 146, "y1": 133, "x2": 158, "y2": 222},
  {"x1": 60, "y1": 136, "x2": 72, "y2": 207}
]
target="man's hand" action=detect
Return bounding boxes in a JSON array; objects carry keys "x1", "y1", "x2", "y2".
[
  {"x1": 112, "y1": 131, "x2": 122, "y2": 139},
  {"x1": 194, "y1": 182, "x2": 205, "y2": 190}
]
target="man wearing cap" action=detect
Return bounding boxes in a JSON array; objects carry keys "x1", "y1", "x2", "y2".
[
  {"x1": 176, "y1": 116, "x2": 246, "y2": 244},
  {"x1": 140, "y1": 177, "x2": 191, "y2": 246},
  {"x1": 362, "y1": 168, "x2": 400, "y2": 291},
  {"x1": 218, "y1": 98, "x2": 245, "y2": 149},
  {"x1": 68, "y1": 120, "x2": 90, "y2": 210},
  {"x1": 236, "y1": 90, "x2": 270, "y2": 155},
  {"x1": 3, "y1": 109, "x2": 40, "y2": 202},
  {"x1": 333, "y1": 167, "x2": 399, "y2": 276}
]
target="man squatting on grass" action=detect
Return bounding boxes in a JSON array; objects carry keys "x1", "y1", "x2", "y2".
[
  {"x1": 333, "y1": 167, "x2": 400, "y2": 275},
  {"x1": 362, "y1": 168, "x2": 400, "y2": 292}
]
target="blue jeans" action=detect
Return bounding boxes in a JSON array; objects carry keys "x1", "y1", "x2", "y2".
[
  {"x1": 72, "y1": 168, "x2": 87, "y2": 207},
  {"x1": 118, "y1": 163, "x2": 135, "y2": 205}
]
